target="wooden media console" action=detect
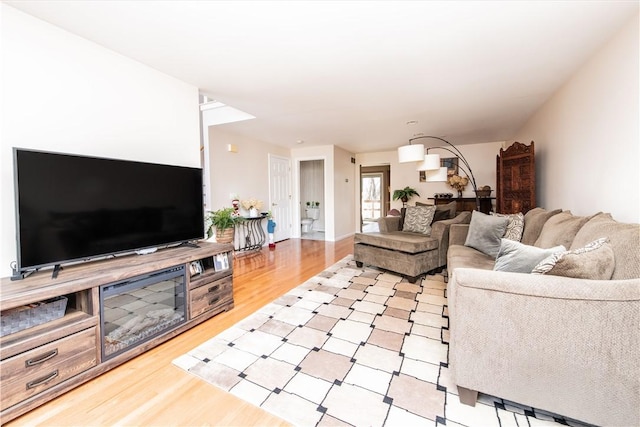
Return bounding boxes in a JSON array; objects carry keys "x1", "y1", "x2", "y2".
[{"x1": 0, "y1": 242, "x2": 233, "y2": 423}]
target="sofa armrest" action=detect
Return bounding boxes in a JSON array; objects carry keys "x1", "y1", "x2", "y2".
[
  {"x1": 430, "y1": 211, "x2": 471, "y2": 267},
  {"x1": 449, "y1": 224, "x2": 470, "y2": 246},
  {"x1": 377, "y1": 216, "x2": 401, "y2": 232},
  {"x1": 448, "y1": 268, "x2": 640, "y2": 426}
]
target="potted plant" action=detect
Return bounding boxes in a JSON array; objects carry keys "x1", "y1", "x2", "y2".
[
  {"x1": 205, "y1": 208, "x2": 244, "y2": 243},
  {"x1": 392, "y1": 186, "x2": 420, "y2": 207}
]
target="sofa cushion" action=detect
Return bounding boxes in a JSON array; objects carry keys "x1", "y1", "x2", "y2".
[
  {"x1": 521, "y1": 208, "x2": 562, "y2": 246},
  {"x1": 492, "y1": 212, "x2": 524, "y2": 241},
  {"x1": 438, "y1": 201, "x2": 457, "y2": 219},
  {"x1": 432, "y1": 209, "x2": 451, "y2": 223},
  {"x1": 355, "y1": 231, "x2": 438, "y2": 254},
  {"x1": 570, "y1": 213, "x2": 640, "y2": 280},
  {"x1": 534, "y1": 211, "x2": 596, "y2": 249},
  {"x1": 494, "y1": 239, "x2": 566, "y2": 273},
  {"x1": 402, "y1": 205, "x2": 436, "y2": 234},
  {"x1": 448, "y1": 244, "x2": 496, "y2": 271},
  {"x1": 464, "y1": 211, "x2": 509, "y2": 258},
  {"x1": 532, "y1": 238, "x2": 615, "y2": 279}
]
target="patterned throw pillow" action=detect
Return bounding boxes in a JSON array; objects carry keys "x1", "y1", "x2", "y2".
[
  {"x1": 402, "y1": 205, "x2": 437, "y2": 234},
  {"x1": 532, "y1": 237, "x2": 615, "y2": 279},
  {"x1": 491, "y1": 212, "x2": 525, "y2": 241}
]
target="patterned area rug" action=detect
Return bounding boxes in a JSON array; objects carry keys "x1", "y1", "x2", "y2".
[{"x1": 173, "y1": 256, "x2": 590, "y2": 427}]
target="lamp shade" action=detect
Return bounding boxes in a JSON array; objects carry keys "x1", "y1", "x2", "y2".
[
  {"x1": 416, "y1": 153, "x2": 441, "y2": 171},
  {"x1": 398, "y1": 143, "x2": 424, "y2": 163},
  {"x1": 425, "y1": 167, "x2": 448, "y2": 182}
]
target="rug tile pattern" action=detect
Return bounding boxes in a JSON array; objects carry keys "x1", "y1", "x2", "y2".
[{"x1": 174, "y1": 256, "x2": 592, "y2": 427}]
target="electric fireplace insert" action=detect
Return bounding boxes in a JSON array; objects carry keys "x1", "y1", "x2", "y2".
[{"x1": 100, "y1": 265, "x2": 187, "y2": 360}]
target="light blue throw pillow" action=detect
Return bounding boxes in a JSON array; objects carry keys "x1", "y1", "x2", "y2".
[{"x1": 494, "y1": 239, "x2": 566, "y2": 273}]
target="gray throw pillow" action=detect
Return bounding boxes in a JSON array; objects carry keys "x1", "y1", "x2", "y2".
[
  {"x1": 464, "y1": 211, "x2": 509, "y2": 258},
  {"x1": 532, "y1": 238, "x2": 615, "y2": 279},
  {"x1": 402, "y1": 205, "x2": 437, "y2": 234},
  {"x1": 494, "y1": 239, "x2": 566, "y2": 273}
]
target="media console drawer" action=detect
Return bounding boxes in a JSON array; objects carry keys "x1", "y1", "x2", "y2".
[
  {"x1": 190, "y1": 275, "x2": 233, "y2": 318},
  {"x1": 0, "y1": 327, "x2": 97, "y2": 411}
]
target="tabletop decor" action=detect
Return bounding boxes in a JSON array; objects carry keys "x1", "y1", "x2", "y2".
[
  {"x1": 241, "y1": 198, "x2": 263, "y2": 218},
  {"x1": 447, "y1": 173, "x2": 468, "y2": 198}
]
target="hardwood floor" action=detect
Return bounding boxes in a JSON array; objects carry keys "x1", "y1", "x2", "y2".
[{"x1": 6, "y1": 237, "x2": 354, "y2": 426}]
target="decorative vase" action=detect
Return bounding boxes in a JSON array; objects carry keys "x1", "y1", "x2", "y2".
[
  {"x1": 249, "y1": 207, "x2": 259, "y2": 218},
  {"x1": 215, "y1": 227, "x2": 234, "y2": 244},
  {"x1": 457, "y1": 190, "x2": 463, "y2": 198}
]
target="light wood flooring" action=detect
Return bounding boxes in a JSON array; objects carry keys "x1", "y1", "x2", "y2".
[{"x1": 6, "y1": 237, "x2": 354, "y2": 426}]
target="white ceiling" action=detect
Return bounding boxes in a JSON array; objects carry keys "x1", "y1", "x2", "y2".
[{"x1": 6, "y1": 1, "x2": 638, "y2": 153}]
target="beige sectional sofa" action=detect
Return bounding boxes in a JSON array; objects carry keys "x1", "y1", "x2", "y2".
[{"x1": 446, "y1": 208, "x2": 640, "y2": 426}]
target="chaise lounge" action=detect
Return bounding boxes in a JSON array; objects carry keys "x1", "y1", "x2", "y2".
[{"x1": 354, "y1": 203, "x2": 470, "y2": 283}]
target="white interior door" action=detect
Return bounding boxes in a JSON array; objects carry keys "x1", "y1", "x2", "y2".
[{"x1": 269, "y1": 155, "x2": 292, "y2": 242}]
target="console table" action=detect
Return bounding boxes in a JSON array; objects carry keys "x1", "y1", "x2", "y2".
[
  {"x1": 430, "y1": 197, "x2": 495, "y2": 215},
  {"x1": 234, "y1": 217, "x2": 265, "y2": 252}
]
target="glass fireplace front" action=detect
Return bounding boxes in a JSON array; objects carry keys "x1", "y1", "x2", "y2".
[{"x1": 100, "y1": 265, "x2": 186, "y2": 360}]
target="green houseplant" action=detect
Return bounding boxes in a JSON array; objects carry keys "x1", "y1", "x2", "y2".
[
  {"x1": 205, "y1": 208, "x2": 244, "y2": 243},
  {"x1": 392, "y1": 186, "x2": 420, "y2": 207}
]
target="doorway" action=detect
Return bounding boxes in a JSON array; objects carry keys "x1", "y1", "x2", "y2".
[
  {"x1": 360, "y1": 165, "x2": 390, "y2": 232},
  {"x1": 299, "y1": 159, "x2": 325, "y2": 240}
]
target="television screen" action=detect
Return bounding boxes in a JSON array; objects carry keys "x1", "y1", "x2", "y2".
[{"x1": 14, "y1": 149, "x2": 204, "y2": 273}]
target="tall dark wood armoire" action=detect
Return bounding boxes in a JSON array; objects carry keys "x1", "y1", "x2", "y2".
[{"x1": 496, "y1": 141, "x2": 535, "y2": 214}]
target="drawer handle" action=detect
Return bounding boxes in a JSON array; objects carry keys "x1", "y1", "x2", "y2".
[
  {"x1": 209, "y1": 296, "x2": 220, "y2": 306},
  {"x1": 25, "y1": 349, "x2": 59, "y2": 367},
  {"x1": 208, "y1": 285, "x2": 220, "y2": 293},
  {"x1": 26, "y1": 370, "x2": 59, "y2": 390}
]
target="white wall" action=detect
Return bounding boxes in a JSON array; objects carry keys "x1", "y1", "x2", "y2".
[
  {"x1": 333, "y1": 146, "x2": 357, "y2": 240},
  {"x1": 1, "y1": 5, "x2": 201, "y2": 277},
  {"x1": 207, "y1": 127, "x2": 289, "y2": 225},
  {"x1": 510, "y1": 15, "x2": 639, "y2": 223}
]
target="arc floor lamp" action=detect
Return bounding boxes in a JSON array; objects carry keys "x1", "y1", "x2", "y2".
[{"x1": 398, "y1": 135, "x2": 481, "y2": 212}]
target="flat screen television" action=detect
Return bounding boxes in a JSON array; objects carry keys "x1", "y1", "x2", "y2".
[{"x1": 13, "y1": 148, "x2": 204, "y2": 277}]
